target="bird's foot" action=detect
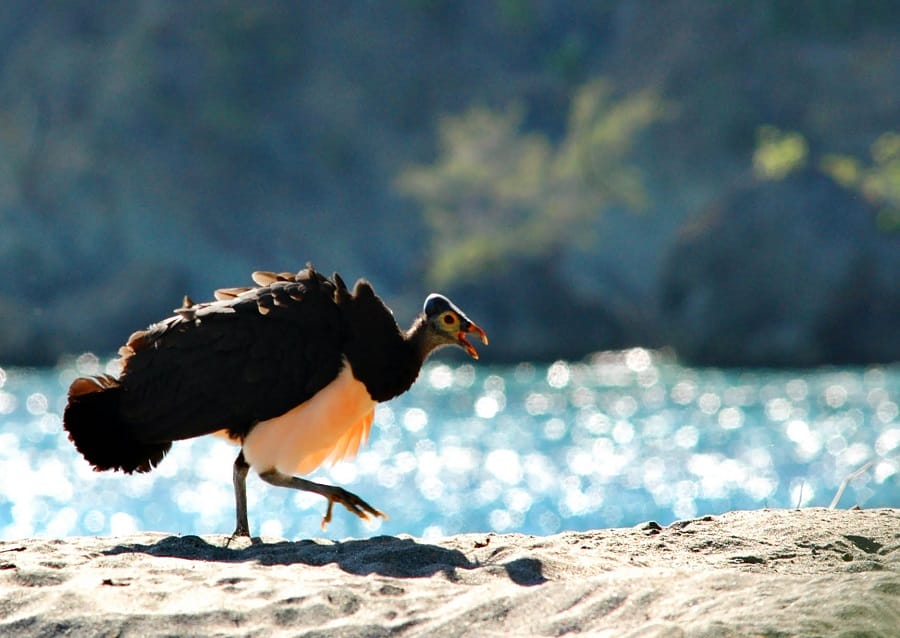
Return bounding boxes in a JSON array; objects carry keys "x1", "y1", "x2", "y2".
[
  {"x1": 256, "y1": 468, "x2": 386, "y2": 531},
  {"x1": 225, "y1": 525, "x2": 251, "y2": 548},
  {"x1": 321, "y1": 487, "x2": 386, "y2": 530}
]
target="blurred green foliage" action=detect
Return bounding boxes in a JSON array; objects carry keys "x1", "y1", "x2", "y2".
[
  {"x1": 396, "y1": 80, "x2": 665, "y2": 285},
  {"x1": 753, "y1": 126, "x2": 900, "y2": 233},
  {"x1": 753, "y1": 126, "x2": 808, "y2": 180},
  {"x1": 821, "y1": 132, "x2": 900, "y2": 233}
]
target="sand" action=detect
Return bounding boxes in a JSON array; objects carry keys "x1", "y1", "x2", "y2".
[{"x1": 1, "y1": 508, "x2": 898, "y2": 637}]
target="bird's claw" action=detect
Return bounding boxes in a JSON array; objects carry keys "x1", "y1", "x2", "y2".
[
  {"x1": 320, "y1": 490, "x2": 387, "y2": 530},
  {"x1": 225, "y1": 525, "x2": 252, "y2": 548},
  {"x1": 321, "y1": 499, "x2": 335, "y2": 530}
]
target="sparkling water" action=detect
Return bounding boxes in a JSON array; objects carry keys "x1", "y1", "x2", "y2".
[{"x1": 0, "y1": 350, "x2": 897, "y2": 540}]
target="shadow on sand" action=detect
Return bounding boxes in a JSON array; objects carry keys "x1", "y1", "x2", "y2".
[{"x1": 104, "y1": 534, "x2": 547, "y2": 586}]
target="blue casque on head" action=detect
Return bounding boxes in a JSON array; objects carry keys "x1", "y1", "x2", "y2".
[
  {"x1": 423, "y1": 294, "x2": 473, "y2": 325},
  {"x1": 423, "y1": 294, "x2": 453, "y2": 318}
]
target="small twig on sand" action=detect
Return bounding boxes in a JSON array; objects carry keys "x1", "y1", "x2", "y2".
[{"x1": 829, "y1": 460, "x2": 875, "y2": 509}]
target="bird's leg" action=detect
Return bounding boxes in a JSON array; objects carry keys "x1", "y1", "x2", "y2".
[
  {"x1": 257, "y1": 468, "x2": 386, "y2": 530},
  {"x1": 230, "y1": 450, "x2": 251, "y2": 540}
]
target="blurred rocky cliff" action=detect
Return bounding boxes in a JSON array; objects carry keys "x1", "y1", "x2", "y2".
[{"x1": 1, "y1": 1, "x2": 898, "y2": 366}]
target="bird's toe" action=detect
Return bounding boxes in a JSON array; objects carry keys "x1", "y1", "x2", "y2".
[{"x1": 321, "y1": 487, "x2": 386, "y2": 530}]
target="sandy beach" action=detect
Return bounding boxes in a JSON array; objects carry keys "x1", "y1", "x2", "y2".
[{"x1": 1, "y1": 508, "x2": 898, "y2": 637}]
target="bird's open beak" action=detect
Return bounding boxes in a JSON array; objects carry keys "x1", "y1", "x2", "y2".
[{"x1": 458, "y1": 323, "x2": 489, "y2": 359}]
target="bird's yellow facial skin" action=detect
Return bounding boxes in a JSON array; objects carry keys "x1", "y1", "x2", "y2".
[
  {"x1": 433, "y1": 311, "x2": 488, "y2": 359},
  {"x1": 440, "y1": 311, "x2": 460, "y2": 330}
]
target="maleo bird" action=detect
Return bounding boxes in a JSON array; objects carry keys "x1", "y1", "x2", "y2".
[{"x1": 63, "y1": 266, "x2": 487, "y2": 537}]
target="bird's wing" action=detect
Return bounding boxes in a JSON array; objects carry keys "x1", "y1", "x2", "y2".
[{"x1": 117, "y1": 269, "x2": 346, "y2": 444}]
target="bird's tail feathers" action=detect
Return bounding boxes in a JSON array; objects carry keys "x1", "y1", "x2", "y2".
[{"x1": 63, "y1": 375, "x2": 170, "y2": 474}]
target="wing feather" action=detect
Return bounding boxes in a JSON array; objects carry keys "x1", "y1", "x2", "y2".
[
  {"x1": 118, "y1": 268, "x2": 344, "y2": 444},
  {"x1": 214, "y1": 287, "x2": 252, "y2": 300},
  {"x1": 251, "y1": 271, "x2": 279, "y2": 286}
]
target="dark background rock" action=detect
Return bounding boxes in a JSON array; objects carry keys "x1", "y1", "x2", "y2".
[{"x1": 660, "y1": 171, "x2": 900, "y2": 367}]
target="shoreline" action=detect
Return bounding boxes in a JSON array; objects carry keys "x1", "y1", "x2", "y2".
[{"x1": 1, "y1": 508, "x2": 898, "y2": 637}]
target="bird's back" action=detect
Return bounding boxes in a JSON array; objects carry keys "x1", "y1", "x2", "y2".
[{"x1": 118, "y1": 268, "x2": 347, "y2": 444}]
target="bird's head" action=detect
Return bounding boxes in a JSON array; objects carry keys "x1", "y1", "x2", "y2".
[{"x1": 420, "y1": 294, "x2": 489, "y2": 360}]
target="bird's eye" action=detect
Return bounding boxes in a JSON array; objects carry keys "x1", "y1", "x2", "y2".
[{"x1": 442, "y1": 313, "x2": 457, "y2": 326}]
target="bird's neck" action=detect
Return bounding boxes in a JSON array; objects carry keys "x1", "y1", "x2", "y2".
[
  {"x1": 405, "y1": 315, "x2": 441, "y2": 366},
  {"x1": 345, "y1": 316, "x2": 432, "y2": 403}
]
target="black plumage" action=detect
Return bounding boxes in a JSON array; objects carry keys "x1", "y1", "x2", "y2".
[{"x1": 63, "y1": 265, "x2": 487, "y2": 537}]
